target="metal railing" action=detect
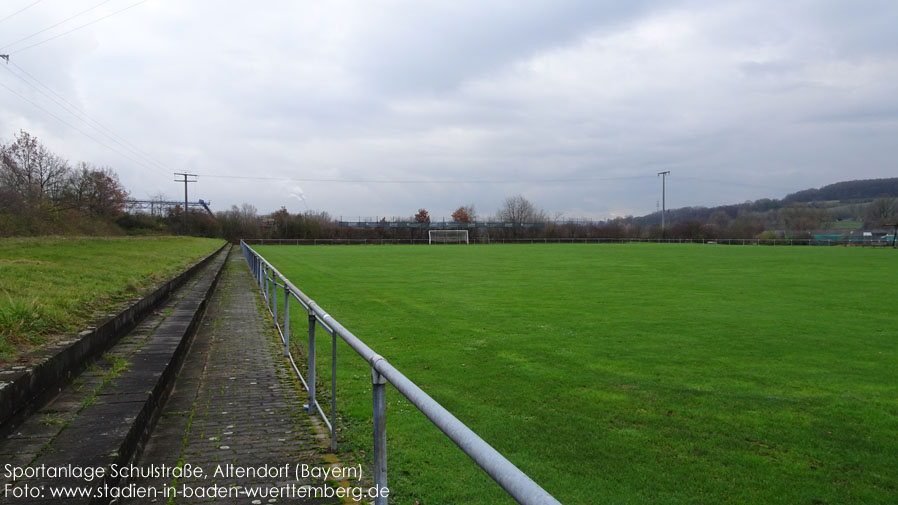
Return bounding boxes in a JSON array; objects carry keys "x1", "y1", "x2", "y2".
[{"x1": 240, "y1": 241, "x2": 561, "y2": 505}]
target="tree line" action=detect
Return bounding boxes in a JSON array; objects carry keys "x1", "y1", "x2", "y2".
[
  {"x1": 3, "y1": 130, "x2": 896, "y2": 240},
  {"x1": 1, "y1": 130, "x2": 129, "y2": 236}
]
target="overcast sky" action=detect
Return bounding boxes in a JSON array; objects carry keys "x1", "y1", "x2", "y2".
[{"x1": 1, "y1": 0, "x2": 896, "y2": 220}]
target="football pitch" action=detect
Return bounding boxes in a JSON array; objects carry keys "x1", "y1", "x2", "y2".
[{"x1": 255, "y1": 243, "x2": 897, "y2": 505}]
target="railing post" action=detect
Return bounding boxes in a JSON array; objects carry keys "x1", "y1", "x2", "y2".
[
  {"x1": 268, "y1": 271, "x2": 273, "y2": 312},
  {"x1": 272, "y1": 277, "x2": 278, "y2": 323},
  {"x1": 262, "y1": 266, "x2": 268, "y2": 305},
  {"x1": 269, "y1": 272, "x2": 276, "y2": 314},
  {"x1": 372, "y1": 365, "x2": 387, "y2": 505},
  {"x1": 308, "y1": 310, "x2": 317, "y2": 416},
  {"x1": 331, "y1": 331, "x2": 338, "y2": 451},
  {"x1": 283, "y1": 291, "x2": 291, "y2": 356}
]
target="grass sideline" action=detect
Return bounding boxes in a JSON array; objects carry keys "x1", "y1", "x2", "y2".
[
  {"x1": 257, "y1": 243, "x2": 898, "y2": 505},
  {"x1": 0, "y1": 236, "x2": 223, "y2": 362}
]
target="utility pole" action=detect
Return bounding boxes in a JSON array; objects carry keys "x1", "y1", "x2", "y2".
[
  {"x1": 174, "y1": 173, "x2": 197, "y2": 233},
  {"x1": 657, "y1": 171, "x2": 670, "y2": 238}
]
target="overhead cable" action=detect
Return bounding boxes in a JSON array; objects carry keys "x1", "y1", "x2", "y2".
[
  {"x1": 0, "y1": 0, "x2": 117, "y2": 51},
  {"x1": 0, "y1": 78, "x2": 168, "y2": 176},
  {"x1": 3, "y1": 0, "x2": 149, "y2": 54},
  {"x1": 194, "y1": 174, "x2": 657, "y2": 185},
  {"x1": 4, "y1": 61, "x2": 170, "y2": 174},
  {"x1": 0, "y1": 0, "x2": 46, "y2": 26}
]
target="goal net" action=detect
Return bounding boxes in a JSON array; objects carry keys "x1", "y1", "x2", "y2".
[{"x1": 428, "y1": 229, "x2": 469, "y2": 244}]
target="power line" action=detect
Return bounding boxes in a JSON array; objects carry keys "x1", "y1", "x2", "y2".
[
  {"x1": 0, "y1": 0, "x2": 46, "y2": 26},
  {"x1": 3, "y1": 61, "x2": 170, "y2": 174},
  {"x1": 3, "y1": 0, "x2": 150, "y2": 54},
  {"x1": 0, "y1": 77, "x2": 168, "y2": 176},
  {"x1": 193, "y1": 174, "x2": 656, "y2": 184},
  {"x1": 0, "y1": 0, "x2": 117, "y2": 51},
  {"x1": 674, "y1": 175, "x2": 787, "y2": 192}
]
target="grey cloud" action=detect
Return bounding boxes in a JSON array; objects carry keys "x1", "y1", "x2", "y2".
[{"x1": 1, "y1": 0, "x2": 897, "y2": 220}]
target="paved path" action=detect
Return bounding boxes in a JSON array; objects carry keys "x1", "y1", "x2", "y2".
[{"x1": 123, "y1": 250, "x2": 348, "y2": 505}]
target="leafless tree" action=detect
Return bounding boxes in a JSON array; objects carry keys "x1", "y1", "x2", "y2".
[
  {"x1": 64, "y1": 163, "x2": 129, "y2": 218},
  {"x1": 779, "y1": 204, "x2": 829, "y2": 232},
  {"x1": 865, "y1": 197, "x2": 898, "y2": 226},
  {"x1": 0, "y1": 130, "x2": 70, "y2": 208},
  {"x1": 497, "y1": 194, "x2": 547, "y2": 238},
  {"x1": 497, "y1": 194, "x2": 546, "y2": 224}
]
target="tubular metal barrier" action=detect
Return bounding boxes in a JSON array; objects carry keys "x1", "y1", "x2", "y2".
[{"x1": 240, "y1": 241, "x2": 562, "y2": 505}]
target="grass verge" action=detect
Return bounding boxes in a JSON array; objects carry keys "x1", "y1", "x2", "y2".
[{"x1": 0, "y1": 236, "x2": 223, "y2": 362}]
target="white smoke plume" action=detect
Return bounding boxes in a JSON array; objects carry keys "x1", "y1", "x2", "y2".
[{"x1": 288, "y1": 184, "x2": 309, "y2": 211}]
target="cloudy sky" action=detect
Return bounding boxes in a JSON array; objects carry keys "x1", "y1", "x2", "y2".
[{"x1": 1, "y1": 0, "x2": 896, "y2": 220}]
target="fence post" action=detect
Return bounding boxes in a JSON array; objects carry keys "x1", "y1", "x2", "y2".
[
  {"x1": 283, "y1": 292, "x2": 291, "y2": 357},
  {"x1": 331, "y1": 332, "x2": 338, "y2": 451},
  {"x1": 372, "y1": 365, "x2": 387, "y2": 505},
  {"x1": 263, "y1": 266, "x2": 269, "y2": 306},
  {"x1": 272, "y1": 277, "x2": 278, "y2": 323},
  {"x1": 308, "y1": 311, "x2": 317, "y2": 416}
]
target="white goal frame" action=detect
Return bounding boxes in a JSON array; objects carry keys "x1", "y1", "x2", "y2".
[{"x1": 428, "y1": 229, "x2": 469, "y2": 244}]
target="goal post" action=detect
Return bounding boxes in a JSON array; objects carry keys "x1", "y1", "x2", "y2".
[{"x1": 428, "y1": 229, "x2": 469, "y2": 244}]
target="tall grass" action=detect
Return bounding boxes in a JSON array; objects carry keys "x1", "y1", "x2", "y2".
[
  {"x1": 0, "y1": 236, "x2": 223, "y2": 361},
  {"x1": 0, "y1": 295, "x2": 67, "y2": 353}
]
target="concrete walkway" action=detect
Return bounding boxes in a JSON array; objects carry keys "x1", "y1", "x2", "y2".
[
  {"x1": 1, "y1": 249, "x2": 360, "y2": 505},
  {"x1": 1, "y1": 247, "x2": 227, "y2": 505},
  {"x1": 123, "y1": 251, "x2": 347, "y2": 505}
]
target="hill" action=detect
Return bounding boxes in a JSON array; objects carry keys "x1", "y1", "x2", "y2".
[
  {"x1": 625, "y1": 177, "x2": 898, "y2": 238},
  {"x1": 782, "y1": 178, "x2": 898, "y2": 204}
]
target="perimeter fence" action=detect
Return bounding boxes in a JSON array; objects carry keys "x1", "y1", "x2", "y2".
[
  {"x1": 243, "y1": 237, "x2": 895, "y2": 247},
  {"x1": 240, "y1": 241, "x2": 561, "y2": 505}
]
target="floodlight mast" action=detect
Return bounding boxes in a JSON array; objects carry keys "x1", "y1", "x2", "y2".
[{"x1": 658, "y1": 171, "x2": 670, "y2": 238}]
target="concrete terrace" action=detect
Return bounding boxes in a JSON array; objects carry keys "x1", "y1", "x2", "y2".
[{"x1": 1, "y1": 248, "x2": 357, "y2": 505}]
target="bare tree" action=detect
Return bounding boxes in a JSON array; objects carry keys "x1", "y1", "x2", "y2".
[
  {"x1": 216, "y1": 203, "x2": 262, "y2": 242},
  {"x1": 497, "y1": 194, "x2": 547, "y2": 238},
  {"x1": 865, "y1": 197, "x2": 898, "y2": 226},
  {"x1": 0, "y1": 130, "x2": 70, "y2": 208},
  {"x1": 497, "y1": 194, "x2": 545, "y2": 224},
  {"x1": 779, "y1": 204, "x2": 829, "y2": 233},
  {"x1": 64, "y1": 163, "x2": 129, "y2": 218}
]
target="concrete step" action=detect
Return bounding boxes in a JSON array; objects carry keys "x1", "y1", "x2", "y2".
[{"x1": 0, "y1": 246, "x2": 230, "y2": 504}]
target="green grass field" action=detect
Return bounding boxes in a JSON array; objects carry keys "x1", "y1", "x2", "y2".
[
  {"x1": 256, "y1": 243, "x2": 898, "y2": 505},
  {"x1": 0, "y1": 236, "x2": 223, "y2": 361}
]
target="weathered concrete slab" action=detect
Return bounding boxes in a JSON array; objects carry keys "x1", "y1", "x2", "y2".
[
  {"x1": 0, "y1": 247, "x2": 228, "y2": 504},
  {"x1": 0, "y1": 242, "x2": 228, "y2": 436},
  {"x1": 1, "y1": 250, "x2": 362, "y2": 505},
  {"x1": 122, "y1": 252, "x2": 346, "y2": 505}
]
